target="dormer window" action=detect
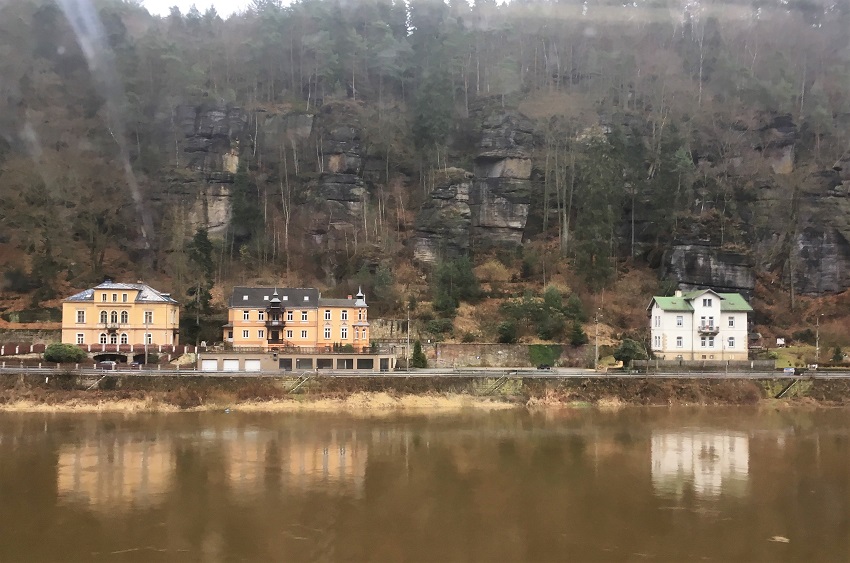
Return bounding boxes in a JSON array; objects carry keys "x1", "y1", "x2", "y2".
[
  {"x1": 263, "y1": 296, "x2": 269, "y2": 301},
  {"x1": 242, "y1": 295, "x2": 249, "y2": 301},
  {"x1": 283, "y1": 295, "x2": 288, "y2": 301},
  {"x1": 702, "y1": 298, "x2": 713, "y2": 307},
  {"x1": 304, "y1": 295, "x2": 309, "y2": 301}
]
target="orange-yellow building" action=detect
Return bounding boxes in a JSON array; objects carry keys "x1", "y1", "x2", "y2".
[
  {"x1": 61, "y1": 281, "x2": 180, "y2": 346},
  {"x1": 223, "y1": 287, "x2": 369, "y2": 351}
]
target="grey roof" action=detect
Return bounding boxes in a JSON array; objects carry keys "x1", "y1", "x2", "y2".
[
  {"x1": 319, "y1": 298, "x2": 359, "y2": 307},
  {"x1": 229, "y1": 287, "x2": 320, "y2": 308},
  {"x1": 65, "y1": 281, "x2": 178, "y2": 304}
]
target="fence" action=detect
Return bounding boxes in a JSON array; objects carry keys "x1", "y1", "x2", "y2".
[{"x1": 632, "y1": 359, "x2": 776, "y2": 373}]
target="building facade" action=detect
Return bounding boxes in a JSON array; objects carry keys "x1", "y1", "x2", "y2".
[
  {"x1": 647, "y1": 289, "x2": 752, "y2": 361},
  {"x1": 223, "y1": 287, "x2": 370, "y2": 351},
  {"x1": 61, "y1": 281, "x2": 180, "y2": 346}
]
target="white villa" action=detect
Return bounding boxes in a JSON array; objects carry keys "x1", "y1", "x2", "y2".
[{"x1": 647, "y1": 289, "x2": 753, "y2": 361}]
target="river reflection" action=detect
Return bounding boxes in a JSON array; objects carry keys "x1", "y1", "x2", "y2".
[
  {"x1": 651, "y1": 431, "x2": 749, "y2": 498},
  {"x1": 1, "y1": 408, "x2": 849, "y2": 561}
]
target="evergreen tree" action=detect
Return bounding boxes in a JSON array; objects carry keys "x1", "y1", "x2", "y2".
[{"x1": 411, "y1": 340, "x2": 427, "y2": 368}]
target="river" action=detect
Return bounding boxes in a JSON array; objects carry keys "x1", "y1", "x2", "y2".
[{"x1": 0, "y1": 407, "x2": 847, "y2": 561}]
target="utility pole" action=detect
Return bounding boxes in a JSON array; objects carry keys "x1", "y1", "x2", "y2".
[
  {"x1": 144, "y1": 314, "x2": 149, "y2": 366},
  {"x1": 816, "y1": 314, "x2": 822, "y2": 363},
  {"x1": 406, "y1": 304, "x2": 411, "y2": 372}
]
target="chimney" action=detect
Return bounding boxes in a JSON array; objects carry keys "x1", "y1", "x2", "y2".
[
  {"x1": 674, "y1": 290, "x2": 682, "y2": 297},
  {"x1": 347, "y1": 294, "x2": 353, "y2": 299}
]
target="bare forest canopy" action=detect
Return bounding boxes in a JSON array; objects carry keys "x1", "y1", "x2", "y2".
[{"x1": 2, "y1": 0, "x2": 850, "y2": 333}]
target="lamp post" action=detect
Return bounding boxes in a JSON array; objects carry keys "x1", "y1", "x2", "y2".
[
  {"x1": 816, "y1": 314, "x2": 823, "y2": 364},
  {"x1": 594, "y1": 309, "x2": 601, "y2": 370},
  {"x1": 144, "y1": 315, "x2": 149, "y2": 366},
  {"x1": 406, "y1": 304, "x2": 411, "y2": 372}
]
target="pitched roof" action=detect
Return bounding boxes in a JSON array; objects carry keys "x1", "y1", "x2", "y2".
[
  {"x1": 65, "y1": 282, "x2": 178, "y2": 304},
  {"x1": 229, "y1": 287, "x2": 320, "y2": 308},
  {"x1": 648, "y1": 290, "x2": 752, "y2": 313}
]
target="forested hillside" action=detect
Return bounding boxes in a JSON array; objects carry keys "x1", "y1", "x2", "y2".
[{"x1": 2, "y1": 0, "x2": 850, "y2": 343}]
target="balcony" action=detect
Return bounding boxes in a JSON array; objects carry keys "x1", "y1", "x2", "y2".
[
  {"x1": 97, "y1": 322, "x2": 123, "y2": 332},
  {"x1": 698, "y1": 324, "x2": 719, "y2": 335},
  {"x1": 265, "y1": 320, "x2": 285, "y2": 328}
]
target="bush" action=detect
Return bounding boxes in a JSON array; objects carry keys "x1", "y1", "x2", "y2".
[
  {"x1": 426, "y1": 318, "x2": 454, "y2": 335},
  {"x1": 497, "y1": 321, "x2": 518, "y2": 344},
  {"x1": 461, "y1": 331, "x2": 476, "y2": 343},
  {"x1": 411, "y1": 340, "x2": 427, "y2": 368},
  {"x1": 613, "y1": 339, "x2": 648, "y2": 367},
  {"x1": 569, "y1": 322, "x2": 589, "y2": 346},
  {"x1": 792, "y1": 328, "x2": 816, "y2": 345},
  {"x1": 44, "y1": 343, "x2": 87, "y2": 363},
  {"x1": 528, "y1": 345, "x2": 562, "y2": 367}
]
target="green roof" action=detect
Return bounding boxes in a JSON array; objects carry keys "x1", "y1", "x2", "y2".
[
  {"x1": 717, "y1": 293, "x2": 753, "y2": 312},
  {"x1": 649, "y1": 290, "x2": 752, "y2": 313}
]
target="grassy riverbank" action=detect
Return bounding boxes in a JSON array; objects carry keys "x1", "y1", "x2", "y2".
[{"x1": 2, "y1": 373, "x2": 850, "y2": 412}]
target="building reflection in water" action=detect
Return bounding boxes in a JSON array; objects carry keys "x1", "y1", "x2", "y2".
[
  {"x1": 57, "y1": 438, "x2": 174, "y2": 510},
  {"x1": 57, "y1": 427, "x2": 367, "y2": 510},
  {"x1": 651, "y1": 431, "x2": 749, "y2": 498}
]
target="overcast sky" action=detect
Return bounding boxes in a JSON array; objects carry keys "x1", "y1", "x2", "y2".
[{"x1": 142, "y1": 0, "x2": 255, "y2": 18}]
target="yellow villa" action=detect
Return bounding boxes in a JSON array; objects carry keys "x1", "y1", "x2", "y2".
[
  {"x1": 61, "y1": 280, "x2": 180, "y2": 346},
  {"x1": 223, "y1": 287, "x2": 369, "y2": 351}
]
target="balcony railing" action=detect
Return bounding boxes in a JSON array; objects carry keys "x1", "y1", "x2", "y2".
[
  {"x1": 698, "y1": 325, "x2": 719, "y2": 335},
  {"x1": 265, "y1": 320, "x2": 285, "y2": 328}
]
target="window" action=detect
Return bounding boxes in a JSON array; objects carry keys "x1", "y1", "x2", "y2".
[
  {"x1": 358, "y1": 310, "x2": 363, "y2": 320},
  {"x1": 110, "y1": 311, "x2": 118, "y2": 324},
  {"x1": 120, "y1": 311, "x2": 128, "y2": 324},
  {"x1": 76, "y1": 310, "x2": 86, "y2": 324},
  {"x1": 301, "y1": 330, "x2": 308, "y2": 339},
  {"x1": 341, "y1": 310, "x2": 348, "y2": 321},
  {"x1": 258, "y1": 330, "x2": 265, "y2": 339},
  {"x1": 227, "y1": 331, "x2": 233, "y2": 339},
  {"x1": 144, "y1": 311, "x2": 153, "y2": 324},
  {"x1": 728, "y1": 316, "x2": 735, "y2": 328},
  {"x1": 76, "y1": 333, "x2": 84, "y2": 344},
  {"x1": 701, "y1": 336, "x2": 707, "y2": 348},
  {"x1": 355, "y1": 328, "x2": 359, "y2": 340},
  {"x1": 145, "y1": 333, "x2": 153, "y2": 344},
  {"x1": 99, "y1": 311, "x2": 108, "y2": 324},
  {"x1": 242, "y1": 330, "x2": 249, "y2": 338},
  {"x1": 708, "y1": 336, "x2": 715, "y2": 348},
  {"x1": 303, "y1": 295, "x2": 310, "y2": 302},
  {"x1": 728, "y1": 337, "x2": 735, "y2": 348},
  {"x1": 99, "y1": 333, "x2": 108, "y2": 344},
  {"x1": 341, "y1": 327, "x2": 348, "y2": 339},
  {"x1": 243, "y1": 310, "x2": 250, "y2": 321},
  {"x1": 258, "y1": 311, "x2": 265, "y2": 321},
  {"x1": 703, "y1": 298, "x2": 712, "y2": 307},
  {"x1": 676, "y1": 315, "x2": 683, "y2": 327},
  {"x1": 286, "y1": 330, "x2": 293, "y2": 339},
  {"x1": 700, "y1": 316, "x2": 706, "y2": 327},
  {"x1": 324, "y1": 310, "x2": 331, "y2": 321},
  {"x1": 653, "y1": 335, "x2": 661, "y2": 349},
  {"x1": 110, "y1": 333, "x2": 117, "y2": 344},
  {"x1": 707, "y1": 316, "x2": 714, "y2": 328},
  {"x1": 120, "y1": 333, "x2": 128, "y2": 344},
  {"x1": 242, "y1": 295, "x2": 248, "y2": 301},
  {"x1": 324, "y1": 327, "x2": 331, "y2": 339},
  {"x1": 286, "y1": 311, "x2": 293, "y2": 322},
  {"x1": 101, "y1": 293, "x2": 106, "y2": 302},
  {"x1": 122, "y1": 293, "x2": 128, "y2": 303},
  {"x1": 654, "y1": 315, "x2": 660, "y2": 328},
  {"x1": 676, "y1": 336, "x2": 683, "y2": 348},
  {"x1": 301, "y1": 311, "x2": 308, "y2": 322},
  {"x1": 111, "y1": 293, "x2": 117, "y2": 302}
]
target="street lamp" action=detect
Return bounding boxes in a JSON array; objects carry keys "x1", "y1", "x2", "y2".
[
  {"x1": 406, "y1": 303, "x2": 411, "y2": 372},
  {"x1": 144, "y1": 314, "x2": 149, "y2": 366},
  {"x1": 816, "y1": 314, "x2": 823, "y2": 364},
  {"x1": 594, "y1": 309, "x2": 601, "y2": 370}
]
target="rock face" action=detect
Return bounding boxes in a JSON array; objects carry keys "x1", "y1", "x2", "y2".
[
  {"x1": 413, "y1": 168, "x2": 473, "y2": 264},
  {"x1": 664, "y1": 245, "x2": 756, "y2": 300},
  {"x1": 759, "y1": 114, "x2": 796, "y2": 175},
  {"x1": 470, "y1": 113, "x2": 533, "y2": 249}
]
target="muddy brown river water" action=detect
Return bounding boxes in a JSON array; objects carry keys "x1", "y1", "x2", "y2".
[{"x1": 0, "y1": 407, "x2": 848, "y2": 562}]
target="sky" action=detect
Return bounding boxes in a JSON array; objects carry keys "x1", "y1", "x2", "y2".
[{"x1": 142, "y1": 0, "x2": 255, "y2": 18}]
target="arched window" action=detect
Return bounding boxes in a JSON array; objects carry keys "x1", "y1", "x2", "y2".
[
  {"x1": 110, "y1": 311, "x2": 118, "y2": 324},
  {"x1": 99, "y1": 333, "x2": 107, "y2": 344},
  {"x1": 100, "y1": 311, "x2": 108, "y2": 324},
  {"x1": 120, "y1": 310, "x2": 128, "y2": 324},
  {"x1": 120, "y1": 333, "x2": 128, "y2": 344},
  {"x1": 109, "y1": 333, "x2": 117, "y2": 344}
]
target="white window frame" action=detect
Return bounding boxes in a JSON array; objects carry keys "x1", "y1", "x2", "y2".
[
  {"x1": 76, "y1": 310, "x2": 86, "y2": 324},
  {"x1": 120, "y1": 310, "x2": 128, "y2": 324},
  {"x1": 120, "y1": 333, "x2": 128, "y2": 344},
  {"x1": 99, "y1": 310, "x2": 108, "y2": 324},
  {"x1": 301, "y1": 330, "x2": 308, "y2": 339},
  {"x1": 701, "y1": 336, "x2": 707, "y2": 348},
  {"x1": 676, "y1": 315, "x2": 683, "y2": 327},
  {"x1": 101, "y1": 294, "x2": 107, "y2": 302},
  {"x1": 728, "y1": 337, "x2": 735, "y2": 348},
  {"x1": 324, "y1": 327, "x2": 331, "y2": 339},
  {"x1": 145, "y1": 333, "x2": 153, "y2": 344},
  {"x1": 258, "y1": 330, "x2": 265, "y2": 339},
  {"x1": 676, "y1": 336, "x2": 683, "y2": 348},
  {"x1": 355, "y1": 328, "x2": 360, "y2": 340},
  {"x1": 112, "y1": 293, "x2": 118, "y2": 302},
  {"x1": 654, "y1": 315, "x2": 660, "y2": 328},
  {"x1": 703, "y1": 298, "x2": 712, "y2": 307},
  {"x1": 708, "y1": 336, "x2": 715, "y2": 348},
  {"x1": 144, "y1": 311, "x2": 153, "y2": 324},
  {"x1": 728, "y1": 316, "x2": 735, "y2": 328},
  {"x1": 110, "y1": 333, "x2": 118, "y2": 345},
  {"x1": 341, "y1": 327, "x2": 348, "y2": 340},
  {"x1": 286, "y1": 311, "x2": 293, "y2": 322},
  {"x1": 301, "y1": 311, "x2": 308, "y2": 322},
  {"x1": 242, "y1": 329, "x2": 249, "y2": 339},
  {"x1": 110, "y1": 310, "x2": 118, "y2": 324},
  {"x1": 243, "y1": 310, "x2": 250, "y2": 321},
  {"x1": 286, "y1": 330, "x2": 293, "y2": 339},
  {"x1": 99, "y1": 333, "x2": 107, "y2": 344},
  {"x1": 76, "y1": 333, "x2": 85, "y2": 344},
  {"x1": 122, "y1": 293, "x2": 128, "y2": 303},
  {"x1": 324, "y1": 310, "x2": 331, "y2": 321},
  {"x1": 258, "y1": 311, "x2": 265, "y2": 321},
  {"x1": 341, "y1": 310, "x2": 348, "y2": 321}
]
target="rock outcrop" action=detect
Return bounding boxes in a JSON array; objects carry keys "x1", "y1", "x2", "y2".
[
  {"x1": 664, "y1": 245, "x2": 756, "y2": 300},
  {"x1": 413, "y1": 168, "x2": 473, "y2": 264},
  {"x1": 470, "y1": 113, "x2": 533, "y2": 249}
]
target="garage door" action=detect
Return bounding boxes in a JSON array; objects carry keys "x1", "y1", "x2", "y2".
[
  {"x1": 201, "y1": 359, "x2": 218, "y2": 372},
  {"x1": 244, "y1": 359, "x2": 261, "y2": 372},
  {"x1": 222, "y1": 359, "x2": 240, "y2": 372}
]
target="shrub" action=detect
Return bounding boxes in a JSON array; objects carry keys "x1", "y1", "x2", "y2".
[
  {"x1": 497, "y1": 321, "x2": 518, "y2": 344},
  {"x1": 411, "y1": 340, "x2": 427, "y2": 368},
  {"x1": 44, "y1": 343, "x2": 87, "y2": 363},
  {"x1": 461, "y1": 331, "x2": 476, "y2": 343},
  {"x1": 833, "y1": 346, "x2": 844, "y2": 363},
  {"x1": 613, "y1": 339, "x2": 648, "y2": 367},
  {"x1": 792, "y1": 328, "x2": 816, "y2": 345},
  {"x1": 426, "y1": 318, "x2": 454, "y2": 335},
  {"x1": 528, "y1": 345, "x2": 562, "y2": 367},
  {"x1": 569, "y1": 322, "x2": 589, "y2": 346}
]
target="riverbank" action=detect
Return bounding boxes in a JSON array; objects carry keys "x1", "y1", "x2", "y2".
[{"x1": 2, "y1": 373, "x2": 850, "y2": 412}]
